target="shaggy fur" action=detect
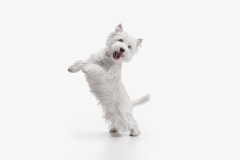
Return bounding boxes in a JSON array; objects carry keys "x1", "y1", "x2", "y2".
[{"x1": 68, "y1": 24, "x2": 150, "y2": 136}]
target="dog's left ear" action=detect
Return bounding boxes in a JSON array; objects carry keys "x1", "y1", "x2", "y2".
[
  {"x1": 137, "y1": 39, "x2": 143, "y2": 47},
  {"x1": 115, "y1": 24, "x2": 123, "y2": 32}
]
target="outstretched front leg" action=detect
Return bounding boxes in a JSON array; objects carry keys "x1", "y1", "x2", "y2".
[
  {"x1": 82, "y1": 63, "x2": 107, "y2": 81},
  {"x1": 68, "y1": 60, "x2": 85, "y2": 73}
]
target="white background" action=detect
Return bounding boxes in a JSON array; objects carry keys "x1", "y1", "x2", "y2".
[{"x1": 0, "y1": 0, "x2": 239, "y2": 160}]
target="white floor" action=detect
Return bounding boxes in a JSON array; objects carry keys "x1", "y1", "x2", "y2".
[
  {"x1": 1, "y1": 68, "x2": 239, "y2": 160},
  {"x1": 1, "y1": 0, "x2": 240, "y2": 159}
]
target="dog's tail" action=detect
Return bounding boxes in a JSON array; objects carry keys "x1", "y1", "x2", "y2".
[{"x1": 132, "y1": 94, "x2": 150, "y2": 108}]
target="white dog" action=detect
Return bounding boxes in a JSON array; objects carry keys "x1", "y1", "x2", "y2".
[{"x1": 68, "y1": 24, "x2": 150, "y2": 136}]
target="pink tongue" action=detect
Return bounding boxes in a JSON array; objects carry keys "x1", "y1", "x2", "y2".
[{"x1": 114, "y1": 52, "x2": 121, "y2": 59}]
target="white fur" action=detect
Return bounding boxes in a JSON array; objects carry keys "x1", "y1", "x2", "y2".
[{"x1": 68, "y1": 24, "x2": 150, "y2": 136}]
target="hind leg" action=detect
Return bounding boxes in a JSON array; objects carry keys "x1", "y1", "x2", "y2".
[
  {"x1": 109, "y1": 126, "x2": 119, "y2": 133},
  {"x1": 129, "y1": 120, "x2": 141, "y2": 136},
  {"x1": 110, "y1": 109, "x2": 141, "y2": 136}
]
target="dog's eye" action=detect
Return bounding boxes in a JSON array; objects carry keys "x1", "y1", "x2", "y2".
[
  {"x1": 128, "y1": 46, "x2": 131, "y2": 49},
  {"x1": 119, "y1": 39, "x2": 123, "y2": 42}
]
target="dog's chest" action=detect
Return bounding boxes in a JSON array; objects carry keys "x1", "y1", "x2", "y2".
[
  {"x1": 105, "y1": 64, "x2": 122, "y2": 81},
  {"x1": 89, "y1": 63, "x2": 126, "y2": 107}
]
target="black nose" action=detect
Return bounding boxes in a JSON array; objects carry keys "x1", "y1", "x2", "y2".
[{"x1": 120, "y1": 48, "x2": 125, "y2": 53}]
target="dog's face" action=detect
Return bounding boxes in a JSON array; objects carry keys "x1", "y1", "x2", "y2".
[{"x1": 105, "y1": 24, "x2": 143, "y2": 63}]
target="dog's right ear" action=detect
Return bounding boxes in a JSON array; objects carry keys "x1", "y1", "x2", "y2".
[
  {"x1": 115, "y1": 24, "x2": 123, "y2": 32},
  {"x1": 137, "y1": 39, "x2": 143, "y2": 47}
]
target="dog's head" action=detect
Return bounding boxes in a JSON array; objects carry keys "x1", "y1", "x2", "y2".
[{"x1": 105, "y1": 24, "x2": 143, "y2": 63}]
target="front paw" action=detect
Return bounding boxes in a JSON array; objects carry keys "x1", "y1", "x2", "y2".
[
  {"x1": 68, "y1": 65, "x2": 78, "y2": 73},
  {"x1": 68, "y1": 60, "x2": 85, "y2": 73}
]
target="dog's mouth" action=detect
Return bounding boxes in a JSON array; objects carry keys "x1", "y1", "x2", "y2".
[{"x1": 113, "y1": 51, "x2": 122, "y2": 60}]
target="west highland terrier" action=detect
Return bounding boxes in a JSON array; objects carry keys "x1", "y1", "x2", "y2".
[{"x1": 68, "y1": 24, "x2": 150, "y2": 136}]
